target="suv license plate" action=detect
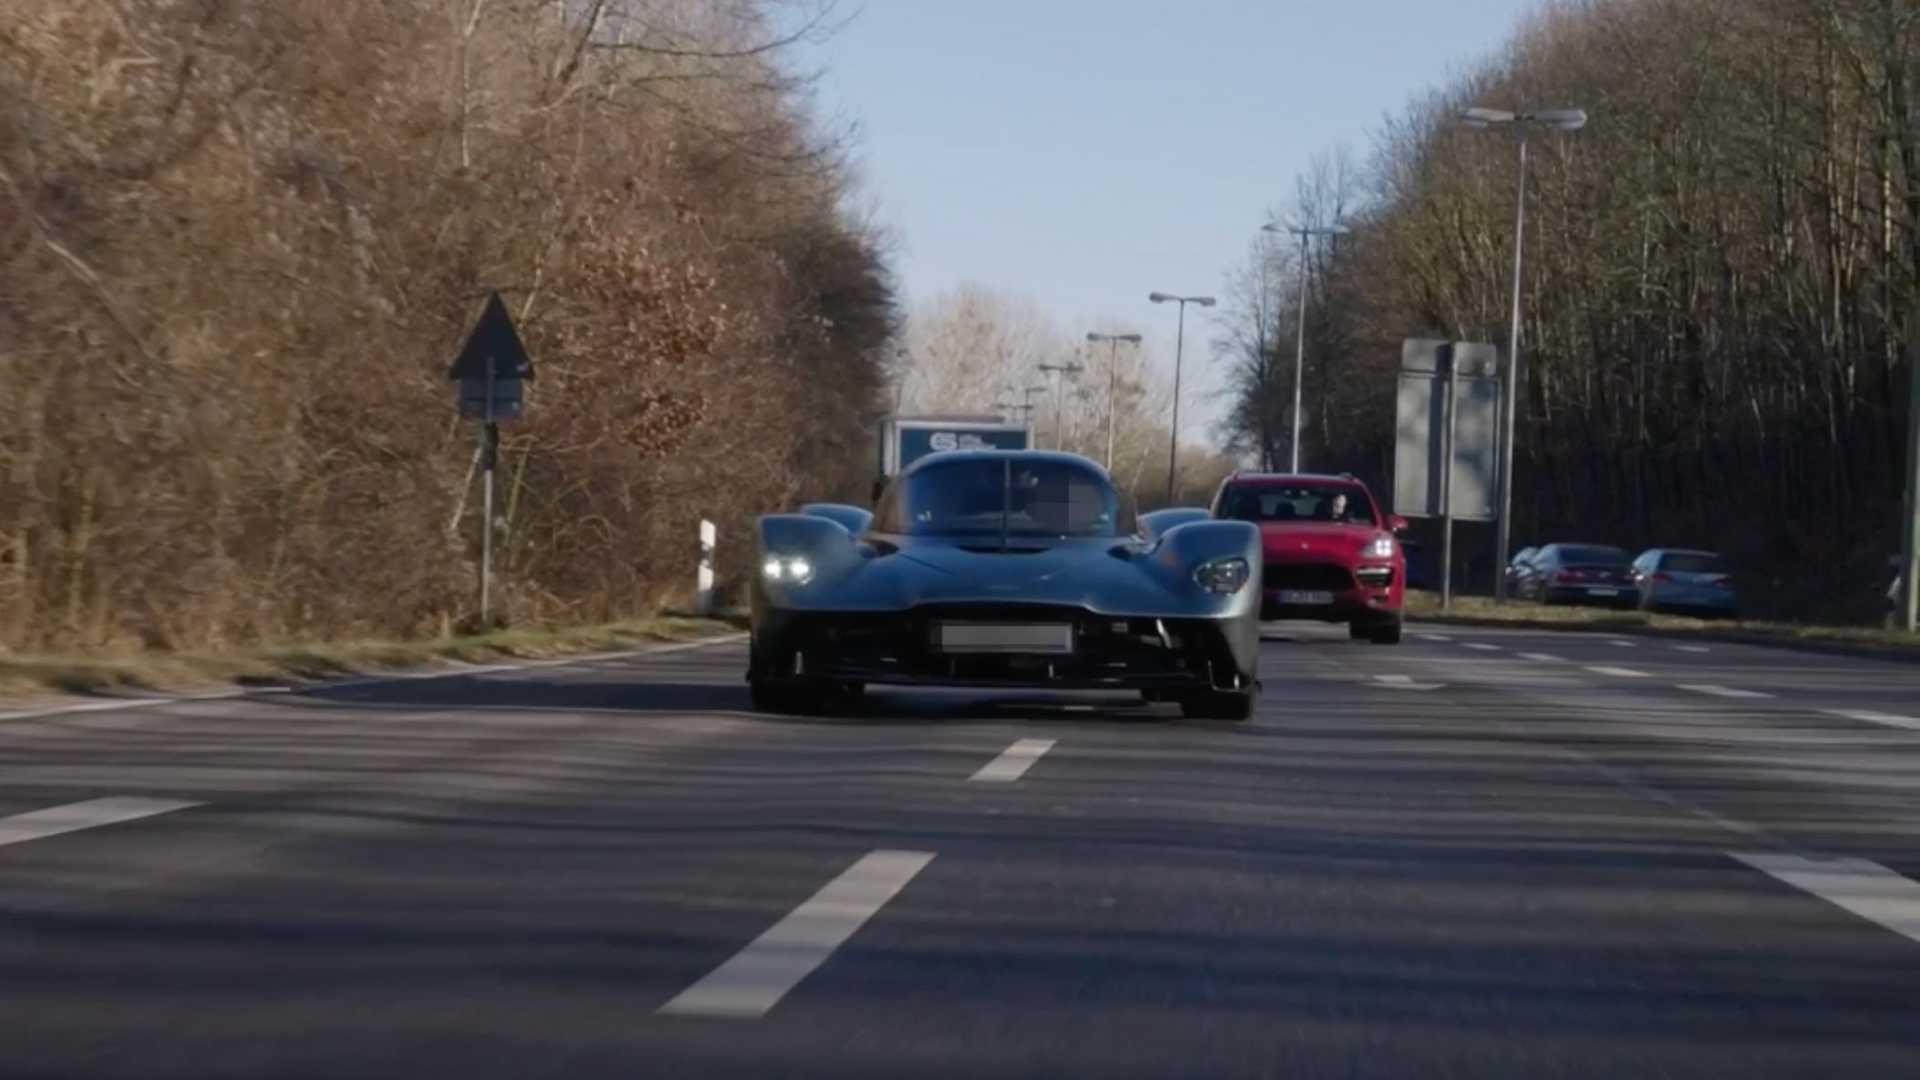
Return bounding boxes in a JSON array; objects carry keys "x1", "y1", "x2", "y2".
[
  {"x1": 1277, "y1": 590, "x2": 1335, "y2": 605},
  {"x1": 1587, "y1": 587, "x2": 1620, "y2": 597}
]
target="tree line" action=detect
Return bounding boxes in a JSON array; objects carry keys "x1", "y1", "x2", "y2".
[
  {"x1": 896, "y1": 282, "x2": 1238, "y2": 511},
  {"x1": 0, "y1": 0, "x2": 893, "y2": 651},
  {"x1": 1217, "y1": 0, "x2": 1918, "y2": 620}
]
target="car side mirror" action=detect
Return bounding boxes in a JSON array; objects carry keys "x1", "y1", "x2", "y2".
[{"x1": 1388, "y1": 515, "x2": 1409, "y2": 534}]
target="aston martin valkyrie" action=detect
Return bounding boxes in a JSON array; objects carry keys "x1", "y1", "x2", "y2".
[{"x1": 748, "y1": 451, "x2": 1262, "y2": 720}]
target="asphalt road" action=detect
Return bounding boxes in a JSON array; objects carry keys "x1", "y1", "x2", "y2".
[{"x1": 5, "y1": 625, "x2": 1920, "y2": 1078}]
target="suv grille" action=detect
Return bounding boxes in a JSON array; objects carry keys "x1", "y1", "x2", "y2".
[{"x1": 1264, "y1": 563, "x2": 1354, "y2": 591}]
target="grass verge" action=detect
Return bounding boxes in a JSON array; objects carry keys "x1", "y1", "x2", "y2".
[
  {"x1": 0, "y1": 613, "x2": 747, "y2": 705},
  {"x1": 1406, "y1": 591, "x2": 1920, "y2": 657}
]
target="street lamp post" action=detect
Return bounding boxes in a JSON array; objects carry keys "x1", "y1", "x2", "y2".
[
  {"x1": 1462, "y1": 105, "x2": 1587, "y2": 602},
  {"x1": 1086, "y1": 332, "x2": 1143, "y2": 471},
  {"x1": 1038, "y1": 359, "x2": 1086, "y2": 451},
  {"x1": 1019, "y1": 383, "x2": 1049, "y2": 430},
  {"x1": 1262, "y1": 222, "x2": 1348, "y2": 473},
  {"x1": 1149, "y1": 291, "x2": 1216, "y2": 504}
]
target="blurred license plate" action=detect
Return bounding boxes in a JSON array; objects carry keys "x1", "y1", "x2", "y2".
[
  {"x1": 1277, "y1": 590, "x2": 1335, "y2": 605},
  {"x1": 936, "y1": 622, "x2": 1074, "y2": 655},
  {"x1": 1587, "y1": 587, "x2": 1621, "y2": 597}
]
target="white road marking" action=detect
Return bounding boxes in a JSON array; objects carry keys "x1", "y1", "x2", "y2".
[
  {"x1": 1607, "y1": 639, "x2": 1637, "y2": 648},
  {"x1": 1418, "y1": 633, "x2": 1452, "y2": 642},
  {"x1": 1673, "y1": 644, "x2": 1712, "y2": 654},
  {"x1": 1732, "y1": 852, "x2": 1920, "y2": 945},
  {"x1": 1374, "y1": 674, "x2": 1442, "y2": 691},
  {"x1": 1585, "y1": 665, "x2": 1651, "y2": 678},
  {"x1": 1517, "y1": 652, "x2": 1566, "y2": 663},
  {"x1": 1825, "y1": 709, "x2": 1920, "y2": 733},
  {"x1": 657, "y1": 849, "x2": 935, "y2": 1018},
  {"x1": 1464, "y1": 643, "x2": 1502, "y2": 652},
  {"x1": 0, "y1": 796, "x2": 203, "y2": 849},
  {"x1": 1678, "y1": 684, "x2": 1773, "y2": 700},
  {"x1": 970, "y1": 738, "x2": 1056, "y2": 782}
]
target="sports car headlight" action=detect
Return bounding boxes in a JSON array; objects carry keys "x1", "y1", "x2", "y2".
[
  {"x1": 1364, "y1": 536, "x2": 1396, "y2": 559},
  {"x1": 761, "y1": 555, "x2": 815, "y2": 584},
  {"x1": 1194, "y1": 556, "x2": 1251, "y2": 595}
]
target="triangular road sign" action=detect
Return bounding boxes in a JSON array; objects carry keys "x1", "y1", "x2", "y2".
[{"x1": 448, "y1": 292, "x2": 535, "y2": 381}]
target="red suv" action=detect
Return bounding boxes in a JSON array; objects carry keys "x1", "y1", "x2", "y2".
[{"x1": 1208, "y1": 472, "x2": 1408, "y2": 644}]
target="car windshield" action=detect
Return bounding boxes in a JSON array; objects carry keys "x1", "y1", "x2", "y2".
[
  {"x1": 1222, "y1": 485, "x2": 1375, "y2": 525},
  {"x1": 882, "y1": 457, "x2": 1123, "y2": 538},
  {"x1": 1561, "y1": 545, "x2": 1629, "y2": 566},
  {"x1": 1663, "y1": 553, "x2": 1728, "y2": 575}
]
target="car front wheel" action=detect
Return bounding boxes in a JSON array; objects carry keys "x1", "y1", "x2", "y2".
[
  {"x1": 1180, "y1": 687, "x2": 1256, "y2": 722},
  {"x1": 1351, "y1": 618, "x2": 1403, "y2": 645}
]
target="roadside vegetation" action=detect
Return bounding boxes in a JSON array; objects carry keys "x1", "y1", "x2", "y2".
[
  {"x1": 1217, "y1": 0, "x2": 1917, "y2": 625},
  {"x1": 0, "y1": 1, "x2": 890, "y2": 655},
  {"x1": 0, "y1": 613, "x2": 744, "y2": 703},
  {"x1": 1407, "y1": 592, "x2": 1920, "y2": 655}
]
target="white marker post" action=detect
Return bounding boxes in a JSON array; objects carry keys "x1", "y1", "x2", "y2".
[{"x1": 696, "y1": 519, "x2": 716, "y2": 616}]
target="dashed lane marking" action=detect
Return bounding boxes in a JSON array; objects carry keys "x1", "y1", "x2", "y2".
[
  {"x1": 970, "y1": 738, "x2": 1056, "y2": 782},
  {"x1": 1678, "y1": 684, "x2": 1773, "y2": 700},
  {"x1": 1518, "y1": 652, "x2": 1566, "y2": 663},
  {"x1": 1732, "y1": 853, "x2": 1920, "y2": 946},
  {"x1": 1374, "y1": 674, "x2": 1443, "y2": 691},
  {"x1": 1586, "y1": 665, "x2": 1651, "y2": 678},
  {"x1": 657, "y1": 850, "x2": 935, "y2": 1019},
  {"x1": 1464, "y1": 643, "x2": 1503, "y2": 652},
  {"x1": 0, "y1": 797, "x2": 203, "y2": 849},
  {"x1": 1825, "y1": 709, "x2": 1920, "y2": 733}
]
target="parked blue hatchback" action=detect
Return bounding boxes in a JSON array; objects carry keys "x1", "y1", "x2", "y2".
[{"x1": 1630, "y1": 548, "x2": 1738, "y2": 618}]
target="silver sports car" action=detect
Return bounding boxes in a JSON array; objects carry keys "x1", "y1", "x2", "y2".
[{"x1": 748, "y1": 451, "x2": 1262, "y2": 720}]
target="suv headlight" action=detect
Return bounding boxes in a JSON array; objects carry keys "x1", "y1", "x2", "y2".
[
  {"x1": 761, "y1": 555, "x2": 815, "y2": 584},
  {"x1": 1364, "y1": 536, "x2": 1395, "y2": 559},
  {"x1": 1194, "y1": 556, "x2": 1251, "y2": 595}
]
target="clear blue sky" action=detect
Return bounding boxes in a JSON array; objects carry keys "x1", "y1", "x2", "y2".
[{"x1": 797, "y1": 0, "x2": 1542, "y2": 442}]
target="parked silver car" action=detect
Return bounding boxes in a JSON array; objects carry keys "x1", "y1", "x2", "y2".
[{"x1": 1630, "y1": 548, "x2": 1738, "y2": 618}]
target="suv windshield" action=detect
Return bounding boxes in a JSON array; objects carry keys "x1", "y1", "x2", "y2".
[
  {"x1": 879, "y1": 457, "x2": 1124, "y2": 538},
  {"x1": 1221, "y1": 484, "x2": 1375, "y2": 526}
]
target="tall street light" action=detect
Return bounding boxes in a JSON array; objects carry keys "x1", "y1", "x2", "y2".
[
  {"x1": 1086, "y1": 332, "x2": 1143, "y2": 471},
  {"x1": 1149, "y1": 291, "x2": 1216, "y2": 503},
  {"x1": 1037, "y1": 358, "x2": 1086, "y2": 451},
  {"x1": 1462, "y1": 105, "x2": 1587, "y2": 602},
  {"x1": 1263, "y1": 221, "x2": 1348, "y2": 473},
  {"x1": 1019, "y1": 383, "x2": 1049, "y2": 429}
]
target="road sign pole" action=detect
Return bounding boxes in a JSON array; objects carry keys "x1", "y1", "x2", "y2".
[
  {"x1": 1440, "y1": 349, "x2": 1458, "y2": 612},
  {"x1": 480, "y1": 354, "x2": 496, "y2": 628}
]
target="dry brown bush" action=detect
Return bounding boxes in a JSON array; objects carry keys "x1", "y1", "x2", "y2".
[{"x1": 0, "y1": 0, "x2": 893, "y2": 651}]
